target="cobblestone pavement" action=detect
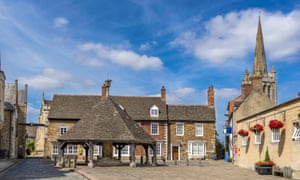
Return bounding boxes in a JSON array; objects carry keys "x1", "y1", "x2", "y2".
[
  {"x1": 76, "y1": 160, "x2": 287, "y2": 180},
  {"x1": 0, "y1": 157, "x2": 87, "y2": 180}
]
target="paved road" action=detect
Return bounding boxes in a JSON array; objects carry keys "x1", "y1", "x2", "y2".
[{"x1": 0, "y1": 157, "x2": 87, "y2": 180}]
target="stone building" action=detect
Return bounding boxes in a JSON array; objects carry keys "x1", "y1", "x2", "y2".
[
  {"x1": 225, "y1": 17, "x2": 277, "y2": 161},
  {"x1": 42, "y1": 80, "x2": 216, "y2": 163},
  {"x1": 35, "y1": 95, "x2": 52, "y2": 156},
  {"x1": 0, "y1": 66, "x2": 28, "y2": 159}
]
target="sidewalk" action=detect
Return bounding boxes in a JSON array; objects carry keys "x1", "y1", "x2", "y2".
[
  {"x1": 0, "y1": 159, "x2": 17, "y2": 173},
  {"x1": 75, "y1": 160, "x2": 285, "y2": 180}
]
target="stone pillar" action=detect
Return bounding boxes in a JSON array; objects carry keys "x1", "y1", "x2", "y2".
[
  {"x1": 151, "y1": 144, "x2": 157, "y2": 166},
  {"x1": 143, "y1": 145, "x2": 149, "y2": 165},
  {"x1": 58, "y1": 142, "x2": 65, "y2": 167},
  {"x1": 130, "y1": 144, "x2": 136, "y2": 167},
  {"x1": 88, "y1": 142, "x2": 94, "y2": 168}
]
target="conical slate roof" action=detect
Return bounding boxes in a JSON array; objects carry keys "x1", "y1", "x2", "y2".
[{"x1": 58, "y1": 97, "x2": 155, "y2": 144}]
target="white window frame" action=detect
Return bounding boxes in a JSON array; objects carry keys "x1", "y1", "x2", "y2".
[
  {"x1": 254, "y1": 132, "x2": 261, "y2": 144},
  {"x1": 151, "y1": 122, "x2": 159, "y2": 135},
  {"x1": 195, "y1": 123, "x2": 203, "y2": 136},
  {"x1": 176, "y1": 123, "x2": 184, "y2": 136},
  {"x1": 113, "y1": 145, "x2": 130, "y2": 157},
  {"x1": 93, "y1": 145, "x2": 102, "y2": 156},
  {"x1": 241, "y1": 136, "x2": 248, "y2": 146},
  {"x1": 148, "y1": 142, "x2": 163, "y2": 156},
  {"x1": 52, "y1": 144, "x2": 58, "y2": 155},
  {"x1": 271, "y1": 128, "x2": 280, "y2": 143},
  {"x1": 64, "y1": 144, "x2": 78, "y2": 155},
  {"x1": 188, "y1": 142, "x2": 206, "y2": 156},
  {"x1": 59, "y1": 126, "x2": 67, "y2": 136},
  {"x1": 292, "y1": 125, "x2": 300, "y2": 140},
  {"x1": 150, "y1": 105, "x2": 159, "y2": 117}
]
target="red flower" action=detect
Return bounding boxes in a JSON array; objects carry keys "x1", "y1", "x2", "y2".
[
  {"x1": 238, "y1": 129, "x2": 249, "y2": 136},
  {"x1": 250, "y1": 124, "x2": 264, "y2": 133},
  {"x1": 269, "y1": 119, "x2": 284, "y2": 129}
]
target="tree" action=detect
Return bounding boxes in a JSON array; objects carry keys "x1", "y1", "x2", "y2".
[{"x1": 26, "y1": 141, "x2": 35, "y2": 155}]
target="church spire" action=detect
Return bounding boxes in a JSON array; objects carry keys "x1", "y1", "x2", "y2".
[{"x1": 252, "y1": 16, "x2": 267, "y2": 77}]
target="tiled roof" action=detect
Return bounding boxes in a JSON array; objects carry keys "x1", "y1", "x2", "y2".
[
  {"x1": 111, "y1": 96, "x2": 167, "y2": 121},
  {"x1": 58, "y1": 97, "x2": 155, "y2": 144},
  {"x1": 48, "y1": 95, "x2": 100, "y2": 120},
  {"x1": 168, "y1": 105, "x2": 215, "y2": 122}
]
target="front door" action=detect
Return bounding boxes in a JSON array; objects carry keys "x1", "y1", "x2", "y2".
[{"x1": 172, "y1": 146, "x2": 179, "y2": 160}]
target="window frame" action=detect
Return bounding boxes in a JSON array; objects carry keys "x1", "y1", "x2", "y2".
[
  {"x1": 150, "y1": 105, "x2": 159, "y2": 117},
  {"x1": 292, "y1": 124, "x2": 300, "y2": 140},
  {"x1": 52, "y1": 144, "x2": 58, "y2": 155},
  {"x1": 195, "y1": 123, "x2": 204, "y2": 136},
  {"x1": 64, "y1": 144, "x2": 78, "y2": 155},
  {"x1": 176, "y1": 123, "x2": 184, "y2": 136},
  {"x1": 188, "y1": 142, "x2": 206, "y2": 156},
  {"x1": 271, "y1": 128, "x2": 280, "y2": 143},
  {"x1": 59, "y1": 126, "x2": 68, "y2": 136},
  {"x1": 241, "y1": 136, "x2": 248, "y2": 146},
  {"x1": 151, "y1": 122, "x2": 159, "y2": 135},
  {"x1": 148, "y1": 142, "x2": 163, "y2": 156},
  {"x1": 254, "y1": 132, "x2": 261, "y2": 144},
  {"x1": 113, "y1": 145, "x2": 130, "y2": 157}
]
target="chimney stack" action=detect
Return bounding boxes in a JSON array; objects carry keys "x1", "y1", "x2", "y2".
[
  {"x1": 207, "y1": 85, "x2": 214, "y2": 107},
  {"x1": 161, "y1": 86, "x2": 166, "y2": 102},
  {"x1": 101, "y1": 79, "x2": 112, "y2": 100}
]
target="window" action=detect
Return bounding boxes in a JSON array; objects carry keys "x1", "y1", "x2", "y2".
[
  {"x1": 254, "y1": 132, "x2": 261, "y2": 144},
  {"x1": 150, "y1": 105, "x2": 159, "y2": 117},
  {"x1": 271, "y1": 128, "x2": 280, "y2": 143},
  {"x1": 113, "y1": 145, "x2": 130, "y2": 157},
  {"x1": 176, "y1": 123, "x2": 184, "y2": 136},
  {"x1": 59, "y1": 126, "x2": 67, "y2": 136},
  {"x1": 151, "y1": 123, "x2": 159, "y2": 135},
  {"x1": 195, "y1": 123, "x2": 203, "y2": 136},
  {"x1": 148, "y1": 142, "x2": 163, "y2": 156},
  {"x1": 188, "y1": 142, "x2": 205, "y2": 156},
  {"x1": 64, "y1": 144, "x2": 78, "y2": 155},
  {"x1": 241, "y1": 136, "x2": 248, "y2": 146},
  {"x1": 52, "y1": 144, "x2": 58, "y2": 155},
  {"x1": 93, "y1": 145, "x2": 102, "y2": 156},
  {"x1": 292, "y1": 124, "x2": 300, "y2": 140}
]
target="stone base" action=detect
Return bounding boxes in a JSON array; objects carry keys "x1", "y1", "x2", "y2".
[{"x1": 130, "y1": 161, "x2": 136, "y2": 167}]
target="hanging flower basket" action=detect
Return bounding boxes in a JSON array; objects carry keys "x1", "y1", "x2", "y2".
[
  {"x1": 238, "y1": 129, "x2": 249, "y2": 136},
  {"x1": 250, "y1": 124, "x2": 264, "y2": 133},
  {"x1": 269, "y1": 119, "x2": 284, "y2": 129}
]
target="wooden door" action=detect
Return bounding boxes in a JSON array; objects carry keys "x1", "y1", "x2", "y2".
[{"x1": 172, "y1": 146, "x2": 178, "y2": 160}]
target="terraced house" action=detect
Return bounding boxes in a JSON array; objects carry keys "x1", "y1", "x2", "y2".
[{"x1": 42, "y1": 80, "x2": 216, "y2": 164}]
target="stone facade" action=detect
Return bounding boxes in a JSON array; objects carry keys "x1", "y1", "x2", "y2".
[
  {"x1": 35, "y1": 97, "x2": 51, "y2": 156},
  {"x1": 169, "y1": 121, "x2": 215, "y2": 160},
  {"x1": 235, "y1": 97, "x2": 300, "y2": 179}
]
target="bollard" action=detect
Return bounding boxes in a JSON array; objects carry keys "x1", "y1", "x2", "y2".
[
  {"x1": 140, "y1": 156, "x2": 143, "y2": 165},
  {"x1": 186, "y1": 157, "x2": 189, "y2": 166},
  {"x1": 174, "y1": 158, "x2": 177, "y2": 165}
]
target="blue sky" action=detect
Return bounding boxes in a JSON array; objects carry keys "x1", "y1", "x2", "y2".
[{"x1": 1, "y1": 0, "x2": 300, "y2": 141}]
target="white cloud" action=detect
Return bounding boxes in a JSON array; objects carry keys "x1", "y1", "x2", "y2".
[
  {"x1": 27, "y1": 103, "x2": 40, "y2": 115},
  {"x1": 54, "y1": 17, "x2": 69, "y2": 29},
  {"x1": 139, "y1": 41, "x2": 158, "y2": 50},
  {"x1": 215, "y1": 88, "x2": 240, "y2": 99},
  {"x1": 78, "y1": 42, "x2": 163, "y2": 70},
  {"x1": 19, "y1": 68, "x2": 72, "y2": 90},
  {"x1": 171, "y1": 9, "x2": 300, "y2": 64},
  {"x1": 167, "y1": 87, "x2": 196, "y2": 104}
]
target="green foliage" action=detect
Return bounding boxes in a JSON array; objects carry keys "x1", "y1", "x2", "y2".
[
  {"x1": 264, "y1": 147, "x2": 270, "y2": 162},
  {"x1": 26, "y1": 141, "x2": 35, "y2": 154}
]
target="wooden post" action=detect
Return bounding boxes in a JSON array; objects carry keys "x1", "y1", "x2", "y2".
[
  {"x1": 88, "y1": 142, "x2": 94, "y2": 168},
  {"x1": 152, "y1": 144, "x2": 157, "y2": 166}
]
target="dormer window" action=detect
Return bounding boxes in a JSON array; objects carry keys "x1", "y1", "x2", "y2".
[{"x1": 150, "y1": 105, "x2": 159, "y2": 117}]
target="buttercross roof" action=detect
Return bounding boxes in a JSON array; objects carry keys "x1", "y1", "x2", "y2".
[
  {"x1": 168, "y1": 105, "x2": 215, "y2": 122},
  {"x1": 48, "y1": 95, "x2": 100, "y2": 120},
  {"x1": 58, "y1": 97, "x2": 155, "y2": 144}
]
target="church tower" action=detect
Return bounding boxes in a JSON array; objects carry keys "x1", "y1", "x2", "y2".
[{"x1": 250, "y1": 16, "x2": 277, "y2": 104}]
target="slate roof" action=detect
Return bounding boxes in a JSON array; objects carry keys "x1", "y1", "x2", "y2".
[
  {"x1": 111, "y1": 96, "x2": 167, "y2": 121},
  {"x1": 48, "y1": 95, "x2": 100, "y2": 120},
  {"x1": 168, "y1": 105, "x2": 215, "y2": 122},
  {"x1": 58, "y1": 97, "x2": 155, "y2": 144}
]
